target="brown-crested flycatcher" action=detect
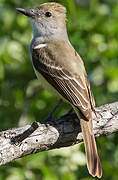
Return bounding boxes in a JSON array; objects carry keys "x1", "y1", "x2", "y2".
[{"x1": 16, "y1": 3, "x2": 102, "y2": 178}]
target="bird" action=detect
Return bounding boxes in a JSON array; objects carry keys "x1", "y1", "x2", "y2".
[{"x1": 16, "y1": 2, "x2": 102, "y2": 178}]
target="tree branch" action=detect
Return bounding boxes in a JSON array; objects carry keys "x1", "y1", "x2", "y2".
[{"x1": 0, "y1": 102, "x2": 118, "y2": 166}]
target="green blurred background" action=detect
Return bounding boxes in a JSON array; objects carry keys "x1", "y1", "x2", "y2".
[{"x1": 0, "y1": 0, "x2": 118, "y2": 179}]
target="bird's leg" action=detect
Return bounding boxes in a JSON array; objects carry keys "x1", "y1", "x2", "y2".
[
  {"x1": 44, "y1": 99, "x2": 62, "y2": 122},
  {"x1": 58, "y1": 108, "x2": 74, "y2": 120},
  {"x1": 66, "y1": 108, "x2": 73, "y2": 115}
]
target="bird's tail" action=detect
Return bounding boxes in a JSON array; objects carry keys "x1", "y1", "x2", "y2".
[{"x1": 75, "y1": 109, "x2": 102, "y2": 178}]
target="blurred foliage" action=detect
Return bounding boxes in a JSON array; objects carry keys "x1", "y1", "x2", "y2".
[{"x1": 0, "y1": 0, "x2": 118, "y2": 179}]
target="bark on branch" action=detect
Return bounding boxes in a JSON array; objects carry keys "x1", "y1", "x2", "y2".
[{"x1": 0, "y1": 102, "x2": 118, "y2": 166}]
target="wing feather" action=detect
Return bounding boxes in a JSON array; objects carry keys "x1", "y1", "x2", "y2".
[{"x1": 32, "y1": 46, "x2": 93, "y2": 121}]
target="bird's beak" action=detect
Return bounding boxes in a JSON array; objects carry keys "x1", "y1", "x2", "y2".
[{"x1": 16, "y1": 8, "x2": 35, "y2": 18}]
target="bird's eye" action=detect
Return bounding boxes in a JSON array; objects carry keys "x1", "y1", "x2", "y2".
[{"x1": 45, "y1": 11, "x2": 52, "y2": 17}]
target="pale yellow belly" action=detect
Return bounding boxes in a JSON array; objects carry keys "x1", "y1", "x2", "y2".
[
  {"x1": 34, "y1": 70, "x2": 69, "y2": 104},
  {"x1": 35, "y1": 70, "x2": 60, "y2": 97}
]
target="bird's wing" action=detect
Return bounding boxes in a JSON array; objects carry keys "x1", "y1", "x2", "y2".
[
  {"x1": 32, "y1": 41, "x2": 94, "y2": 121},
  {"x1": 84, "y1": 73, "x2": 95, "y2": 111}
]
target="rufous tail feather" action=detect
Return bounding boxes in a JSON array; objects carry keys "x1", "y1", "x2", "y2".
[{"x1": 74, "y1": 108, "x2": 102, "y2": 178}]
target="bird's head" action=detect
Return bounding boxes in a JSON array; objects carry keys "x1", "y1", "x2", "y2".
[{"x1": 16, "y1": 3, "x2": 68, "y2": 40}]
